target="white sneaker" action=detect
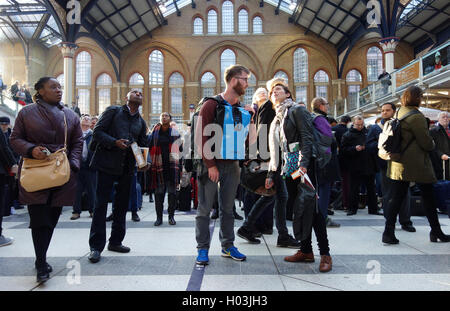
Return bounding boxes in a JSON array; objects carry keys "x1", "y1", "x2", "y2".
[
  {"x1": 10, "y1": 207, "x2": 16, "y2": 215},
  {"x1": 0, "y1": 235, "x2": 14, "y2": 247}
]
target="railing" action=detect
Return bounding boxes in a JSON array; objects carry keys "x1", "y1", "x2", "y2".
[{"x1": 339, "y1": 40, "x2": 449, "y2": 117}]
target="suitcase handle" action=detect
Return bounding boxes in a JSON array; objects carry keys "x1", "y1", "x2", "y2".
[{"x1": 444, "y1": 159, "x2": 448, "y2": 180}]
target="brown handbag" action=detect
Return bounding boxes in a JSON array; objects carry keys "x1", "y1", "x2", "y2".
[{"x1": 20, "y1": 112, "x2": 70, "y2": 192}]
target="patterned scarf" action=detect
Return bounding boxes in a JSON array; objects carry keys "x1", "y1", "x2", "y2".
[
  {"x1": 149, "y1": 124, "x2": 180, "y2": 189},
  {"x1": 268, "y1": 98, "x2": 295, "y2": 172}
]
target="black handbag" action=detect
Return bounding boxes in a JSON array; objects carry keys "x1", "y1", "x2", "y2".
[{"x1": 240, "y1": 160, "x2": 276, "y2": 197}]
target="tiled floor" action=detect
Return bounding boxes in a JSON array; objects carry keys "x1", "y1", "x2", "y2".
[{"x1": 0, "y1": 197, "x2": 449, "y2": 291}]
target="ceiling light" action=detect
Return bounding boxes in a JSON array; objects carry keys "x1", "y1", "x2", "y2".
[{"x1": 289, "y1": 0, "x2": 297, "y2": 10}]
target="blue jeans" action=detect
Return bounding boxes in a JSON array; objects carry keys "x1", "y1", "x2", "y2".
[
  {"x1": 318, "y1": 182, "x2": 331, "y2": 219},
  {"x1": 242, "y1": 173, "x2": 289, "y2": 237}
]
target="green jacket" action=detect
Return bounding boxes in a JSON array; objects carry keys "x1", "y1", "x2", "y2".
[{"x1": 387, "y1": 106, "x2": 437, "y2": 184}]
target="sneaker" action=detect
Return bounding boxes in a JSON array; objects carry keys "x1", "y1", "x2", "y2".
[
  {"x1": 0, "y1": 235, "x2": 14, "y2": 247},
  {"x1": 277, "y1": 235, "x2": 301, "y2": 249},
  {"x1": 221, "y1": 246, "x2": 246, "y2": 261},
  {"x1": 196, "y1": 249, "x2": 209, "y2": 265},
  {"x1": 326, "y1": 217, "x2": 341, "y2": 228},
  {"x1": 10, "y1": 207, "x2": 16, "y2": 215},
  {"x1": 70, "y1": 213, "x2": 80, "y2": 220},
  {"x1": 237, "y1": 227, "x2": 261, "y2": 244}
]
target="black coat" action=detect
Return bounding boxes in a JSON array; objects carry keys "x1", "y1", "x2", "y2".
[
  {"x1": 430, "y1": 124, "x2": 450, "y2": 180},
  {"x1": 0, "y1": 131, "x2": 16, "y2": 175},
  {"x1": 332, "y1": 123, "x2": 349, "y2": 169},
  {"x1": 341, "y1": 127, "x2": 378, "y2": 175},
  {"x1": 255, "y1": 100, "x2": 275, "y2": 162},
  {"x1": 90, "y1": 105, "x2": 148, "y2": 176}
]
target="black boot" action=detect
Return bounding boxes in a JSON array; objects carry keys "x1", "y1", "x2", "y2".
[
  {"x1": 382, "y1": 226, "x2": 399, "y2": 244},
  {"x1": 154, "y1": 193, "x2": 164, "y2": 226},
  {"x1": 168, "y1": 215, "x2": 176, "y2": 225},
  {"x1": 430, "y1": 228, "x2": 450, "y2": 242}
]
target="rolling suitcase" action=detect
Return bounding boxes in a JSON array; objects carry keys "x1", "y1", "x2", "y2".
[{"x1": 432, "y1": 160, "x2": 450, "y2": 217}]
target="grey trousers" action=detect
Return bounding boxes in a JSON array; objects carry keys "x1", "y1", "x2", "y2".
[{"x1": 196, "y1": 161, "x2": 240, "y2": 250}]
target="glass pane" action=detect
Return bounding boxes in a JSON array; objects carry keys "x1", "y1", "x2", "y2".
[
  {"x1": 294, "y1": 48, "x2": 308, "y2": 83},
  {"x1": 76, "y1": 51, "x2": 91, "y2": 86},
  {"x1": 171, "y1": 88, "x2": 182, "y2": 114},
  {"x1": 222, "y1": 1, "x2": 234, "y2": 34},
  {"x1": 77, "y1": 89, "x2": 90, "y2": 115},
  {"x1": 201, "y1": 72, "x2": 216, "y2": 86},
  {"x1": 243, "y1": 87, "x2": 254, "y2": 105},
  {"x1": 248, "y1": 74, "x2": 256, "y2": 86},
  {"x1": 274, "y1": 71, "x2": 289, "y2": 84},
  {"x1": 238, "y1": 9, "x2": 248, "y2": 33},
  {"x1": 253, "y1": 17, "x2": 262, "y2": 34},
  {"x1": 207, "y1": 10, "x2": 217, "y2": 34},
  {"x1": 193, "y1": 17, "x2": 203, "y2": 35},
  {"x1": 348, "y1": 85, "x2": 360, "y2": 110},
  {"x1": 202, "y1": 87, "x2": 215, "y2": 98},
  {"x1": 169, "y1": 72, "x2": 184, "y2": 85},
  {"x1": 221, "y1": 49, "x2": 236, "y2": 85},
  {"x1": 346, "y1": 70, "x2": 362, "y2": 82},
  {"x1": 56, "y1": 74, "x2": 64, "y2": 88},
  {"x1": 295, "y1": 86, "x2": 307, "y2": 104},
  {"x1": 96, "y1": 73, "x2": 112, "y2": 86},
  {"x1": 315, "y1": 85, "x2": 328, "y2": 99},
  {"x1": 149, "y1": 50, "x2": 164, "y2": 85},
  {"x1": 367, "y1": 47, "x2": 383, "y2": 82},
  {"x1": 98, "y1": 88, "x2": 111, "y2": 114},
  {"x1": 314, "y1": 70, "x2": 329, "y2": 82},
  {"x1": 129, "y1": 73, "x2": 144, "y2": 85},
  {"x1": 151, "y1": 88, "x2": 163, "y2": 114}
]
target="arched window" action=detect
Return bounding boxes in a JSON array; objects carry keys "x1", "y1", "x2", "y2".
[
  {"x1": 193, "y1": 17, "x2": 203, "y2": 35},
  {"x1": 221, "y1": 49, "x2": 236, "y2": 86},
  {"x1": 253, "y1": 16, "x2": 263, "y2": 34},
  {"x1": 169, "y1": 72, "x2": 184, "y2": 121},
  {"x1": 129, "y1": 72, "x2": 144, "y2": 91},
  {"x1": 207, "y1": 10, "x2": 218, "y2": 34},
  {"x1": 76, "y1": 51, "x2": 91, "y2": 114},
  {"x1": 274, "y1": 70, "x2": 289, "y2": 84},
  {"x1": 238, "y1": 9, "x2": 248, "y2": 34},
  {"x1": 367, "y1": 46, "x2": 383, "y2": 82},
  {"x1": 56, "y1": 73, "x2": 64, "y2": 97},
  {"x1": 346, "y1": 69, "x2": 362, "y2": 110},
  {"x1": 243, "y1": 73, "x2": 257, "y2": 105},
  {"x1": 96, "y1": 73, "x2": 112, "y2": 114},
  {"x1": 149, "y1": 50, "x2": 164, "y2": 121},
  {"x1": 293, "y1": 48, "x2": 308, "y2": 83},
  {"x1": 314, "y1": 70, "x2": 329, "y2": 100},
  {"x1": 222, "y1": 1, "x2": 234, "y2": 34},
  {"x1": 201, "y1": 72, "x2": 216, "y2": 97}
]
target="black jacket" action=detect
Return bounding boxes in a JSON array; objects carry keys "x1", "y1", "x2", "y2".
[
  {"x1": 81, "y1": 130, "x2": 95, "y2": 170},
  {"x1": 283, "y1": 105, "x2": 314, "y2": 169},
  {"x1": 332, "y1": 123, "x2": 349, "y2": 170},
  {"x1": 90, "y1": 105, "x2": 148, "y2": 176},
  {"x1": 341, "y1": 127, "x2": 378, "y2": 175},
  {"x1": 430, "y1": 124, "x2": 450, "y2": 180},
  {"x1": 0, "y1": 131, "x2": 16, "y2": 175}
]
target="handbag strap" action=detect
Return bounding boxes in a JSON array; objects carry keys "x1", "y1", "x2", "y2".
[{"x1": 62, "y1": 110, "x2": 67, "y2": 150}]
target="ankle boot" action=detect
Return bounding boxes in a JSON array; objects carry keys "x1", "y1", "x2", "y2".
[
  {"x1": 430, "y1": 228, "x2": 450, "y2": 242},
  {"x1": 382, "y1": 226, "x2": 399, "y2": 244}
]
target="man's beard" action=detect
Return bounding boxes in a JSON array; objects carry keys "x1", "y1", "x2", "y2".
[{"x1": 233, "y1": 82, "x2": 246, "y2": 96}]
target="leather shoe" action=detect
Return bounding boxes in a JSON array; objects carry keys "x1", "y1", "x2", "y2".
[
  {"x1": 346, "y1": 210, "x2": 357, "y2": 216},
  {"x1": 154, "y1": 218, "x2": 162, "y2": 226},
  {"x1": 401, "y1": 224, "x2": 416, "y2": 232},
  {"x1": 168, "y1": 216, "x2": 176, "y2": 225},
  {"x1": 35, "y1": 262, "x2": 53, "y2": 273},
  {"x1": 88, "y1": 250, "x2": 101, "y2": 263},
  {"x1": 284, "y1": 250, "x2": 315, "y2": 263},
  {"x1": 36, "y1": 269, "x2": 50, "y2": 283},
  {"x1": 107, "y1": 244, "x2": 130, "y2": 253},
  {"x1": 70, "y1": 213, "x2": 80, "y2": 220},
  {"x1": 319, "y1": 255, "x2": 332, "y2": 273},
  {"x1": 132, "y1": 212, "x2": 140, "y2": 222}
]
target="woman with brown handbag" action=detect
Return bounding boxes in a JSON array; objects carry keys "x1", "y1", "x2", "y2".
[{"x1": 10, "y1": 77, "x2": 83, "y2": 283}]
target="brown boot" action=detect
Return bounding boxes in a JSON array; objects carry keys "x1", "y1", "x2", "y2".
[
  {"x1": 284, "y1": 250, "x2": 314, "y2": 262},
  {"x1": 319, "y1": 255, "x2": 332, "y2": 272}
]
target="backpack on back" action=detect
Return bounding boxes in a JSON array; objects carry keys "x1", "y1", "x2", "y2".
[{"x1": 378, "y1": 109, "x2": 419, "y2": 161}]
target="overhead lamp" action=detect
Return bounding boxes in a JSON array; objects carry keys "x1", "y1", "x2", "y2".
[
  {"x1": 289, "y1": 0, "x2": 297, "y2": 10},
  {"x1": 159, "y1": 2, "x2": 167, "y2": 13}
]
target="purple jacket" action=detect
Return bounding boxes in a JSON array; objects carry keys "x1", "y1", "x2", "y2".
[
  {"x1": 10, "y1": 100, "x2": 83, "y2": 207},
  {"x1": 313, "y1": 114, "x2": 332, "y2": 154}
]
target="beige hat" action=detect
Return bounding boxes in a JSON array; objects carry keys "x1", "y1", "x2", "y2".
[{"x1": 266, "y1": 77, "x2": 288, "y2": 95}]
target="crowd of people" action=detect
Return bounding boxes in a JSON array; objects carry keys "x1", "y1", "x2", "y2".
[{"x1": 0, "y1": 65, "x2": 448, "y2": 284}]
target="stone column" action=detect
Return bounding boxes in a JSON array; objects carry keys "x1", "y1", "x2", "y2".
[
  {"x1": 59, "y1": 42, "x2": 78, "y2": 107},
  {"x1": 332, "y1": 79, "x2": 345, "y2": 117},
  {"x1": 379, "y1": 37, "x2": 399, "y2": 74}
]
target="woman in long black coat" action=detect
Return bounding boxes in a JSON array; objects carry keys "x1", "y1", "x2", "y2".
[{"x1": 10, "y1": 77, "x2": 83, "y2": 283}]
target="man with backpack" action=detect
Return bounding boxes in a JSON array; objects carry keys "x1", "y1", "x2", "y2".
[
  {"x1": 366, "y1": 103, "x2": 415, "y2": 232},
  {"x1": 194, "y1": 65, "x2": 255, "y2": 265}
]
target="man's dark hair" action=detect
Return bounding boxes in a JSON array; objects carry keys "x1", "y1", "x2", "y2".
[
  {"x1": 340, "y1": 115, "x2": 351, "y2": 124},
  {"x1": 381, "y1": 102, "x2": 396, "y2": 112},
  {"x1": 328, "y1": 118, "x2": 337, "y2": 125},
  {"x1": 269, "y1": 83, "x2": 293, "y2": 100},
  {"x1": 224, "y1": 64, "x2": 250, "y2": 84}
]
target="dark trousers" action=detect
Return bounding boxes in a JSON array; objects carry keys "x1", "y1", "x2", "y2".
[
  {"x1": 380, "y1": 168, "x2": 412, "y2": 226},
  {"x1": 385, "y1": 181, "x2": 441, "y2": 231},
  {"x1": 318, "y1": 182, "x2": 332, "y2": 219},
  {"x1": 285, "y1": 176, "x2": 298, "y2": 220},
  {"x1": 0, "y1": 174, "x2": 6, "y2": 236},
  {"x1": 243, "y1": 190, "x2": 273, "y2": 232},
  {"x1": 155, "y1": 183, "x2": 176, "y2": 219},
  {"x1": 28, "y1": 204, "x2": 62, "y2": 269},
  {"x1": 89, "y1": 170, "x2": 133, "y2": 252},
  {"x1": 349, "y1": 172, "x2": 378, "y2": 213},
  {"x1": 340, "y1": 168, "x2": 350, "y2": 208},
  {"x1": 242, "y1": 173, "x2": 289, "y2": 237},
  {"x1": 73, "y1": 168, "x2": 96, "y2": 214}
]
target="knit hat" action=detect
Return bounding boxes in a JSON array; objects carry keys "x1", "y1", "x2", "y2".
[{"x1": 0, "y1": 116, "x2": 10, "y2": 124}]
